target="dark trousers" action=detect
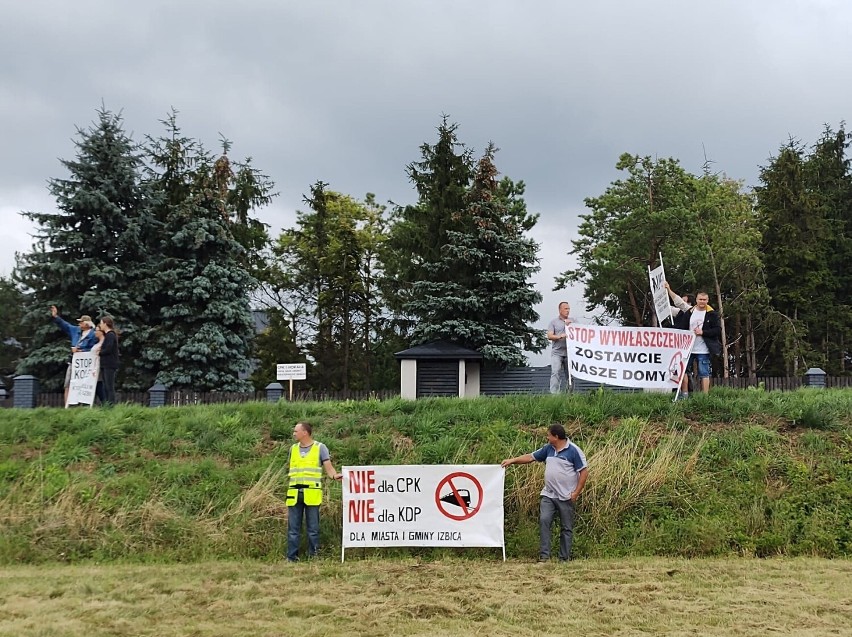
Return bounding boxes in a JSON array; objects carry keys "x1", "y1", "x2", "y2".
[
  {"x1": 287, "y1": 490, "x2": 320, "y2": 561},
  {"x1": 102, "y1": 368, "x2": 117, "y2": 405},
  {"x1": 540, "y1": 496, "x2": 576, "y2": 561}
]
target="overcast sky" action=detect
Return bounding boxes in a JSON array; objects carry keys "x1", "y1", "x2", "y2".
[{"x1": 2, "y1": 0, "x2": 850, "y2": 364}]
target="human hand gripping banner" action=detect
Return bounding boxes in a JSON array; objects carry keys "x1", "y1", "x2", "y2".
[
  {"x1": 567, "y1": 325, "x2": 695, "y2": 389},
  {"x1": 342, "y1": 465, "x2": 505, "y2": 557}
]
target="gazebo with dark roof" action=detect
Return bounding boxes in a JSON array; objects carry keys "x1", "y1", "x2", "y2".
[{"x1": 394, "y1": 340, "x2": 483, "y2": 399}]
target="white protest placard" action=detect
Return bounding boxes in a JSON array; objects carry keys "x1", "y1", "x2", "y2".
[
  {"x1": 567, "y1": 325, "x2": 695, "y2": 390},
  {"x1": 342, "y1": 464, "x2": 505, "y2": 558},
  {"x1": 66, "y1": 351, "x2": 100, "y2": 407},
  {"x1": 276, "y1": 363, "x2": 306, "y2": 381},
  {"x1": 648, "y1": 262, "x2": 673, "y2": 327}
]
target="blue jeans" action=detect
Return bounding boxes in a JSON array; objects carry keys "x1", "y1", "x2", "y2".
[
  {"x1": 550, "y1": 353, "x2": 570, "y2": 394},
  {"x1": 540, "y1": 496, "x2": 575, "y2": 561},
  {"x1": 287, "y1": 490, "x2": 320, "y2": 561}
]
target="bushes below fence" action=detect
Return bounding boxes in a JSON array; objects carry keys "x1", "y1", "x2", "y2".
[{"x1": 0, "y1": 388, "x2": 850, "y2": 563}]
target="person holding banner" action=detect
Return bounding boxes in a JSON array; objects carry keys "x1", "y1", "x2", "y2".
[
  {"x1": 286, "y1": 421, "x2": 342, "y2": 562},
  {"x1": 97, "y1": 317, "x2": 120, "y2": 405},
  {"x1": 665, "y1": 284, "x2": 721, "y2": 396},
  {"x1": 501, "y1": 424, "x2": 588, "y2": 562},
  {"x1": 547, "y1": 302, "x2": 573, "y2": 393},
  {"x1": 51, "y1": 305, "x2": 97, "y2": 404}
]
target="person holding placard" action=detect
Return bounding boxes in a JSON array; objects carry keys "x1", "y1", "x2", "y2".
[
  {"x1": 97, "y1": 317, "x2": 120, "y2": 405},
  {"x1": 502, "y1": 424, "x2": 589, "y2": 562},
  {"x1": 51, "y1": 305, "x2": 97, "y2": 404},
  {"x1": 547, "y1": 302, "x2": 573, "y2": 394},
  {"x1": 665, "y1": 283, "x2": 721, "y2": 396}
]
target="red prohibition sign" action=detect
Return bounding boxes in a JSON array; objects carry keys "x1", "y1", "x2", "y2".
[{"x1": 434, "y1": 472, "x2": 484, "y2": 521}]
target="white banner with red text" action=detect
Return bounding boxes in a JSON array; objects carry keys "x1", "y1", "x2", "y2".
[
  {"x1": 566, "y1": 325, "x2": 695, "y2": 389},
  {"x1": 342, "y1": 464, "x2": 505, "y2": 555}
]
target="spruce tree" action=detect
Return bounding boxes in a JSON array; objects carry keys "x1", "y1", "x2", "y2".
[
  {"x1": 14, "y1": 108, "x2": 156, "y2": 390},
  {"x1": 383, "y1": 117, "x2": 473, "y2": 331},
  {"x1": 407, "y1": 144, "x2": 545, "y2": 365},
  {"x1": 0, "y1": 276, "x2": 26, "y2": 388},
  {"x1": 141, "y1": 114, "x2": 271, "y2": 391}
]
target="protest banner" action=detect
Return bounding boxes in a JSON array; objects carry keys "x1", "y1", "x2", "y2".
[
  {"x1": 648, "y1": 254, "x2": 673, "y2": 327},
  {"x1": 66, "y1": 351, "x2": 100, "y2": 407},
  {"x1": 342, "y1": 464, "x2": 505, "y2": 560},
  {"x1": 566, "y1": 325, "x2": 695, "y2": 390},
  {"x1": 649, "y1": 264, "x2": 672, "y2": 327}
]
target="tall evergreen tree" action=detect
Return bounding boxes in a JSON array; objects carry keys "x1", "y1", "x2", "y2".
[
  {"x1": 407, "y1": 144, "x2": 545, "y2": 364},
  {"x1": 755, "y1": 140, "x2": 832, "y2": 374},
  {"x1": 141, "y1": 113, "x2": 272, "y2": 391},
  {"x1": 212, "y1": 140, "x2": 275, "y2": 282},
  {"x1": 383, "y1": 117, "x2": 474, "y2": 332},
  {"x1": 0, "y1": 276, "x2": 26, "y2": 389},
  {"x1": 14, "y1": 108, "x2": 156, "y2": 390},
  {"x1": 803, "y1": 125, "x2": 852, "y2": 373}
]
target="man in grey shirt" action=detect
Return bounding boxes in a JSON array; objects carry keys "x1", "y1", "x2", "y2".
[
  {"x1": 502, "y1": 423, "x2": 589, "y2": 561},
  {"x1": 547, "y1": 301, "x2": 573, "y2": 393}
]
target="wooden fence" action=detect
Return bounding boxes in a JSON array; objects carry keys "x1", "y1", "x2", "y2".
[
  {"x1": 1, "y1": 378, "x2": 850, "y2": 409},
  {"x1": 713, "y1": 376, "x2": 852, "y2": 391},
  {"x1": 19, "y1": 388, "x2": 400, "y2": 408}
]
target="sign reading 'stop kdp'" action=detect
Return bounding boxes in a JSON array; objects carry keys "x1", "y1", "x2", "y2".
[{"x1": 276, "y1": 363, "x2": 306, "y2": 381}]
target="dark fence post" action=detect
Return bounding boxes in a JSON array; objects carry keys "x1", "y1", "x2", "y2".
[
  {"x1": 265, "y1": 382, "x2": 284, "y2": 402},
  {"x1": 148, "y1": 382, "x2": 169, "y2": 407},
  {"x1": 13, "y1": 375, "x2": 39, "y2": 409},
  {"x1": 803, "y1": 368, "x2": 826, "y2": 389}
]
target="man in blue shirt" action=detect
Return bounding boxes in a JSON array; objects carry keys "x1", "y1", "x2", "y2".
[
  {"x1": 50, "y1": 305, "x2": 97, "y2": 404},
  {"x1": 502, "y1": 424, "x2": 589, "y2": 562}
]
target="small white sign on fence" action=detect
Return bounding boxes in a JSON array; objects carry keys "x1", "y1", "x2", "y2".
[{"x1": 276, "y1": 363, "x2": 306, "y2": 381}]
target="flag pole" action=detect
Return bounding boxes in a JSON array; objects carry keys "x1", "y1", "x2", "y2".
[{"x1": 659, "y1": 252, "x2": 673, "y2": 325}]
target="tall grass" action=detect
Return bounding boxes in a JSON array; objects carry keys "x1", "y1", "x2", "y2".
[
  {"x1": 581, "y1": 417, "x2": 702, "y2": 534},
  {"x1": 0, "y1": 389, "x2": 850, "y2": 563}
]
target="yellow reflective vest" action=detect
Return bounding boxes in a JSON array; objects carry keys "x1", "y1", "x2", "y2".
[{"x1": 287, "y1": 443, "x2": 323, "y2": 506}]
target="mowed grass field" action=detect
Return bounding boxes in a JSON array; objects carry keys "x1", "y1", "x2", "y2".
[{"x1": 2, "y1": 557, "x2": 851, "y2": 637}]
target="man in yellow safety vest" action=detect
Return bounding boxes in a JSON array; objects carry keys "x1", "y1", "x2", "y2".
[{"x1": 287, "y1": 421, "x2": 342, "y2": 561}]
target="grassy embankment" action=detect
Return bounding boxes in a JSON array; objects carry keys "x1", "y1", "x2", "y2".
[{"x1": 0, "y1": 388, "x2": 850, "y2": 564}]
